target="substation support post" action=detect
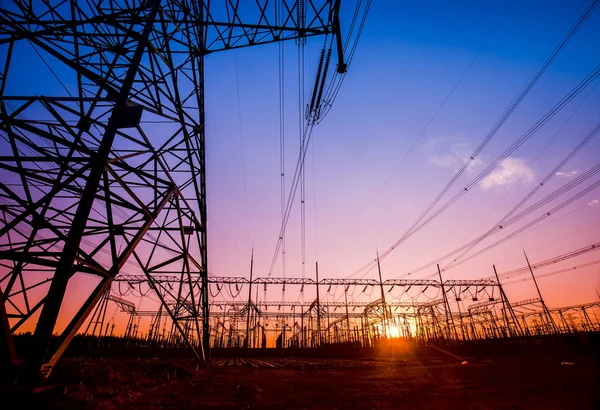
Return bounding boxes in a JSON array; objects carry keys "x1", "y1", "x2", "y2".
[
  {"x1": 416, "y1": 310, "x2": 424, "y2": 343},
  {"x1": 428, "y1": 308, "x2": 435, "y2": 342},
  {"x1": 438, "y1": 264, "x2": 459, "y2": 341},
  {"x1": 489, "y1": 312, "x2": 500, "y2": 338},
  {"x1": 493, "y1": 265, "x2": 523, "y2": 337},
  {"x1": 582, "y1": 307, "x2": 595, "y2": 331},
  {"x1": 97, "y1": 291, "x2": 111, "y2": 339},
  {"x1": 523, "y1": 249, "x2": 558, "y2": 334},
  {"x1": 245, "y1": 249, "x2": 254, "y2": 348},
  {"x1": 558, "y1": 311, "x2": 571, "y2": 333},
  {"x1": 521, "y1": 317, "x2": 531, "y2": 336},
  {"x1": 468, "y1": 315, "x2": 478, "y2": 340},
  {"x1": 84, "y1": 290, "x2": 107, "y2": 338},
  {"x1": 344, "y1": 286, "x2": 351, "y2": 342},
  {"x1": 326, "y1": 306, "x2": 331, "y2": 344},
  {"x1": 453, "y1": 289, "x2": 466, "y2": 341},
  {"x1": 376, "y1": 253, "x2": 390, "y2": 338},
  {"x1": 591, "y1": 308, "x2": 600, "y2": 329},
  {"x1": 316, "y1": 262, "x2": 321, "y2": 346},
  {"x1": 360, "y1": 315, "x2": 366, "y2": 347},
  {"x1": 301, "y1": 312, "x2": 305, "y2": 348}
]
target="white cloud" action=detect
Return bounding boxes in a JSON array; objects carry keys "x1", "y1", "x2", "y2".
[
  {"x1": 589, "y1": 199, "x2": 599, "y2": 207},
  {"x1": 480, "y1": 157, "x2": 534, "y2": 190},
  {"x1": 425, "y1": 138, "x2": 482, "y2": 172},
  {"x1": 556, "y1": 170, "x2": 579, "y2": 178}
]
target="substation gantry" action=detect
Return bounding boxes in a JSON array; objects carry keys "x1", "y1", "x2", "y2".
[
  {"x1": 96, "y1": 271, "x2": 599, "y2": 349},
  {"x1": 114, "y1": 274, "x2": 525, "y2": 348},
  {"x1": 0, "y1": 0, "x2": 347, "y2": 383}
]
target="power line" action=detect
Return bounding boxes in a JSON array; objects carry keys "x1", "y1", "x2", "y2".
[
  {"x1": 407, "y1": 120, "x2": 600, "y2": 275},
  {"x1": 345, "y1": 0, "x2": 599, "y2": 277},
  {"x1": 502, "y1": 259, "x2": 600, "y2": 286},
  {"x1": 451, "y1": 78, "x2": 600, "y2": 258},
  {"x1": 349, "y1": 59, "x2": 600, "y2": 279},
  {"x1": 234, "y1": 51, "x2": 252, "y2": 247},
  {"x1": 337, "y1": 0, "x2": 515, "y2": 239}
]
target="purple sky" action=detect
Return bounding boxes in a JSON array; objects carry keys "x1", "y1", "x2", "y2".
[
  {"x1": 202, "y1": 0, "x2": 600, "y2": 308},
  {"x1": 3, "y1": 1, "x2": 600, "y2": 336}
]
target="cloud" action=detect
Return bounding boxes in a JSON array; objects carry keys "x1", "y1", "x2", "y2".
[
  {"x1": 425, "y1": 138, "x2": 482, "y2": 172},
  {"x1": 556, "y1": 170, "x2": 579, "y2": 178},
  {"x1": 480, "y1": 157, "x2": 534, "y2": 190},
  {"x1": 589, "y1": 199, "x2": 599, "y2": 207}
]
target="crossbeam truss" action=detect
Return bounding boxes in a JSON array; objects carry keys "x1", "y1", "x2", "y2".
[{"x1": 0, "y1": 0, "x2": 343, "y2": 381}]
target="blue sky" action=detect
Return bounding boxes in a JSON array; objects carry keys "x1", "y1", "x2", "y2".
[
  {"x1": 202, "y1": 0, "x2": 600, "y2": 307},
  {"x1": 3, "y1": 1, "x2": 600, "y2": 334}
]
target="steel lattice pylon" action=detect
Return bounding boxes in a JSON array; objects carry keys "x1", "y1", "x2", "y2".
[{"x1": 0, "y1": 0, "x2": 344, "y2": 383}]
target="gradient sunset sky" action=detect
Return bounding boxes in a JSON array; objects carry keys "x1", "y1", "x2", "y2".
[
  {"x1": 201, "y1": 0, "x2": 600, "y2": 309},
  {"x1": 5, "y1": 1, "x2": 600, "y2": 336}
]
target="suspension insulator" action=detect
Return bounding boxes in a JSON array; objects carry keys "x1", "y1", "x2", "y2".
[
  {"x1": 309, "y1": 48, "x2": 326, "y2": 114},
  {"x1": 315, "y1": 48, "x2": 333, "y2": 114}
]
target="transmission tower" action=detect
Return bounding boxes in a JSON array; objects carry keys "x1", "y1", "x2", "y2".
[{"x1": 0, "y1": 0, "x2": 345, "y2": 383}]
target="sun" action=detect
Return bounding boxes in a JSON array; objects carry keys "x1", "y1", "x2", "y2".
[{"x1": 388, "y1": 324, "x2": 401, "y2": 338}]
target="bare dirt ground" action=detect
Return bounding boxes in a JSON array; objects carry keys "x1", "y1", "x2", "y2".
[{"x1": 5, "y1": 344, "x2": 597, "y2": 410}]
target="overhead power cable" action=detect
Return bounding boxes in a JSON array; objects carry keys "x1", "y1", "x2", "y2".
[
  {"x1": 412, "y1": 164, "x2": 600, "y2": 279},
  {"x1": 407, "y1": 120, "x2": 600, "y2": 275},
  {"x1": 502, "y1": 259, "x2": 600, "y2": 285},
  {"x1": 438, "y1": 166, "x2": 600, "y2": 272},
  {"x1": 493, "y1": 241, "x2": 600, "y2": 280},
  {"x1": 449, "y1": 79, "x2": 599, "y2": 263},
  {"x1": 349, "y1": 59, "x2": 600, "y2": 279},
  {"x1": 268, "y1": 123, "x2": 317, "y2": 276},
  {"x1": 338, "y1": 0, "x2": 515, "y2": 238},
  {"x1": 347, "y1": 0, "x2": 599, "y2": 278}
]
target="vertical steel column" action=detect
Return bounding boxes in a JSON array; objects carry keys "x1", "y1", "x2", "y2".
[
  {"x1": 29, "y1": 2, "x2": 161, "y2": 378},
  {"x1": 195, "y1": 2, "x2": 210, "y2": 360}
]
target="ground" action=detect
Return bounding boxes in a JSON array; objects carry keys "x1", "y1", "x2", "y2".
[{"x1": 3, "y1": 341, "x2": 599, "y2": 409}]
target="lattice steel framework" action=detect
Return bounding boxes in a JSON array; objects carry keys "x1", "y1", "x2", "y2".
[{"x1": 0, "y1": 0, "x2": 345, "y2": 382}]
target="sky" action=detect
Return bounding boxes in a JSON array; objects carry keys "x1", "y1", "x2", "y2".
[
  {"x1": 202, "y1": 0, "x2": 600, "y2": 309},
  {"x1": 2, "y1": 0, "x2": 600, "y2": 337}
]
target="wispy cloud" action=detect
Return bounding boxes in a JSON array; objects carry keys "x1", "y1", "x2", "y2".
[
  {"x1": 424, "y1": 138, "x2": 482, "y2": 173},
  {"x1": 556, "y1": 170, "x2": 579, "y2": 178},
  {"x1": 589, "y1": 199, "x2": 599, "y2": 207},
  {"x1": 480, "y1": 157, "x2": 534, "y2": 190}
]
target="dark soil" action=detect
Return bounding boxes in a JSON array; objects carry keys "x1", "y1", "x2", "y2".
[{"x1": 3, "y1": 341, "x2": 599, "y2": 410}]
